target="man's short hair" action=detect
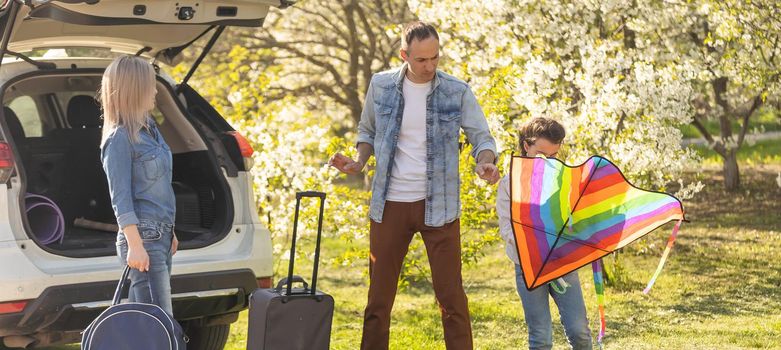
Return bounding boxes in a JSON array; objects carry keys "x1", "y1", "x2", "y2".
[
  {"x1": 401, "y1": 21, "x2": 439, "y2": 52},
  {"x1": 518, "y1": 117, "x2": 566, "y2": 156}
]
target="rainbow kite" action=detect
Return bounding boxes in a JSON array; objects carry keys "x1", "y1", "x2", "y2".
[{"x1": 510, "y1": 155, "x2": 685, "y2": 345}]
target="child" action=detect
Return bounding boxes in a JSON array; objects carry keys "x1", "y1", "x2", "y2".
[
  {"x1": 496, "y1": 117, "x2": 592, "y2": 350},
  {"x1": 100, "y1": 56, "x2": 177, "y2": 316}
]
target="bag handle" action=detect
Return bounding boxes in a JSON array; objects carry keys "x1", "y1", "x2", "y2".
[
  {"x1": 112, "y1": 265, "x2": 131, "y2": 306},
  {"x1": 285, "y1": 191, "x2": 326, "y2": 296},
  {"x1": 275, "y1": 275, "x2": 309, "y2": 293},
  {"x1": 111, "y1": 265, "x2": 156, "y2": 306}
]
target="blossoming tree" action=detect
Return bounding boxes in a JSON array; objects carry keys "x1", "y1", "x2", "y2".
[{"x1": 411, "y1": 0, "x2": 779, "y2": 191}]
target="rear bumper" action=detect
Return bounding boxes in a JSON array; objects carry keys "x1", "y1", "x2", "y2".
[{"x1": 0, "y1": 268, "x2": 259, "y2": 337}]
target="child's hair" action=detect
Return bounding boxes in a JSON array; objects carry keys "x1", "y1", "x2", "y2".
[
  {"x1": 518, "y1": 117, "x2": 566, "y2": 156},
  {"x1": 99, "y1": 55, "x2": 157, "y2": 145}
]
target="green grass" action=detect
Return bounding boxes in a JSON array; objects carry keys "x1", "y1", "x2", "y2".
[
  {"x1": 689, "y1": 139, "x2": 781, "y2": 166},
  {"x1": 41, "y1": 168, "x2": 781, "y2": 350},
  {"x1": 680, "y1": 108, "x2": 781, "y2": 139},
  {"x1": 220, "y1": 229, "x2": 781, "y2": 349},
  {"x1": 220, "y1": 168, "x2": 781, "y2": 349}
]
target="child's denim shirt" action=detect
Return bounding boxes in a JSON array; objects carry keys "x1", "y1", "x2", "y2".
[{"x1": 101, "y1": 119, "x2": 175, "y2": 228}]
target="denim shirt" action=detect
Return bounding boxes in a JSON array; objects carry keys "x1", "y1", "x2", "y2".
[
  {"x1": 357, "y1": 64, "x2": 497, "y2": 227},
  {"x1": 101, "y1": 119, "x2": 175, "y2": 228}
]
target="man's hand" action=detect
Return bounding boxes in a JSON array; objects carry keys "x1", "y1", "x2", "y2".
[
  {"x1": 171, "y1": 235, "x2": 179, "y2": 255},
  {"x1": 476, "y1": 163, "x2": 500, "y2": 184},
  {"x1": 329, "y1": 153, "x2": 364, "y2": 175}
]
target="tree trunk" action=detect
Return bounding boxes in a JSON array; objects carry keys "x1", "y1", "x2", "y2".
[
  {"x1": 363, "y1": 172, "x2": 372, "y2": 191},
  {"x1": 350, "y1": 103, "x2": 363, "y2": 128},
  {"x1": 723, "y1": 149, "x2": 740, "y2": 191}
]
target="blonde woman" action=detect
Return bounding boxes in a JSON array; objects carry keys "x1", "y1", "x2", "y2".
[{"x1": 100, "y1": 55, "x2": 177, "y2": 316}]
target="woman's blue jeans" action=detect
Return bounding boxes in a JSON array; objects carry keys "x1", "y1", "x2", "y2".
[{"x1": 116, "y1": 219, "x2": 174, "y2": 316}]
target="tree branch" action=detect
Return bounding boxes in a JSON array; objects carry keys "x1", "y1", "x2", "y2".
[
  {"x1": 259, "y1": 33, "x2": 350, "y2": 93},
  {"x1": 355, "y1": 0, "x2": 379, "y2": 92},
  {"x1": 292, "y1": 4, "x2": 351, "y2": 44},
  {"x1": 267, "y1": 82, "x2": 351, "y2": 106},
  {"x1": 711, "y1": 77, "x2": 734, "y2": 142},
  {"x1": 615, "y1": 112, "x2": 627, "y2": 139},
  {"x1": 691, "y1": 115, "x2": 727, "y2": 158},
  {"x1": 241, "y1": 35, "x2": 351, "y2": 52},
  {"x1": 272, "y1": 54, "x2": 351, "y2": 65},
  {"x1": 736, "y1": 94, "x2": 764, "y2": 147},
  {"x1": 341, "y1": 0, "x2": 363, "y2": 124}
]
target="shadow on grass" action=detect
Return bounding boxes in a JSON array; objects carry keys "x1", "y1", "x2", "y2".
[
  {"x1": 683, "y1": 167, "x2": 781, "y2": 231},
  {"x1": 624, "y1": 229, "x2": 781, "y2": 323}
]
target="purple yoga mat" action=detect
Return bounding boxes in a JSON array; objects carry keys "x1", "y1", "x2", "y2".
[{"x1": 25, "y1": 194, "x2": 65, "y2": 245}]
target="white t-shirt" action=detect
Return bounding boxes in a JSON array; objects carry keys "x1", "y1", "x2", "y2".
[
  {"x1": 386, "y1": 77, "x2": 431, "y2": 202},
  {"x1": 496, "y1": 175, "x2": 520, "y2": 265}
]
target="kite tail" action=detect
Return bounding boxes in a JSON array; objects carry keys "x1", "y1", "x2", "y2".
[
  {"x1": 592, "y1": 259, "x2": 606, "y2": 348},
  {"x1": 643, "y1": 218, "x2": 684, "y2": 294}
]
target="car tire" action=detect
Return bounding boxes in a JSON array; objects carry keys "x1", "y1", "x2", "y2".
[{"x1": 183, "y1": 323, "x2": 231, "y2": 350}]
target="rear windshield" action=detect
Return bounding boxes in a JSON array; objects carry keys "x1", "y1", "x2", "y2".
[{"x1": 26, "y1": 47, "x2": 122, "y2": 59}]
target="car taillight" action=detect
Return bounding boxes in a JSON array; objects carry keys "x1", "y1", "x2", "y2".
[
  {"x1": 256, "y1": 277, "x2": 273, "y2": 289},
  {"x1": 228, "y1": 131, "x2": 254, "y2": 157},
  {"x1": 227, "y1": 131, "x2": 254, "y2": 169},
  {"x1": 0, "y1": 300, "x2": 29, "y2": 314},
  {"x1": 0, "y1": 142, "x2": 15, "y2": 183}
]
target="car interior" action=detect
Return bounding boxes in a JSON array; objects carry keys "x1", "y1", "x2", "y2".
[{"x1": 2, "y1": 72, "x2": 233, "y2": 257}]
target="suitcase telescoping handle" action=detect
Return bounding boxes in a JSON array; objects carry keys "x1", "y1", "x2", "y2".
[
  {"x1": 283, "y1": 191, "x2": 326, "y2": 296},
  {"x1": 297, "y1": 191, "x2": 326, "y2": 200}
]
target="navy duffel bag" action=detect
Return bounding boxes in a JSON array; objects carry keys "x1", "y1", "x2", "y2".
[{"x1": 81, "y1": 266, "x2": 188, "y2": 350}]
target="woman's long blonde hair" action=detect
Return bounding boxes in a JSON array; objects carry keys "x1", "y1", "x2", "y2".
[{"x1": 100, "y1": 55, "x2": 157, "y2": 145}]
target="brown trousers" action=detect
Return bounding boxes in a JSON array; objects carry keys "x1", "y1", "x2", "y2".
[{"x1": 360, "y1": 200, "x2": 473, "y2": 350}]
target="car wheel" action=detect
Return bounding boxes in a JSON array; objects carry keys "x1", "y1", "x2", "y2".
[{"x1": 183, "y1": 323, "x2": 230, "y2": 350}]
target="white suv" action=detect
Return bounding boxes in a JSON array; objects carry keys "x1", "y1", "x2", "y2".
[{"x1": 0, "y1": 1, "x2": 290, "y2": 348}]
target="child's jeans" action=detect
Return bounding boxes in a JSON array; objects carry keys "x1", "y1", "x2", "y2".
[
  {"x1": 116, "y1": 219, "x2": 174, "y2": 316},
  {"x1": 514, "y1": 264, "x2": 592, "y2": 350}
]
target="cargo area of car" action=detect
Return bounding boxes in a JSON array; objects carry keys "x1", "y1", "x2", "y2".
[{"x1": 1, "y1": 71, "x2": 234, "y2": 257}]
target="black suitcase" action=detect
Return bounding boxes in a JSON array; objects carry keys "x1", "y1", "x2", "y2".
[{"x1": 247, "y1": 191, "x2": 334, "y2": 350}]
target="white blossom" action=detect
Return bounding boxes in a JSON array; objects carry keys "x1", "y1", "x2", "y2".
[{"x1": 411, "y1": 0, "x2": 703, "y2": 192}]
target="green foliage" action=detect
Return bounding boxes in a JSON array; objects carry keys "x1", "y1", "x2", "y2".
[
  {"x1": 679, "y1": 108, "x2": 781, "y2": 139},
  {"x1": 691, "y1": 139, "x2": 781, "y2": 166}
]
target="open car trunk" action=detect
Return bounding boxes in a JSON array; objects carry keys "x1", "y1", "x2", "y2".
[
  {"x1": 0, "y1": 0, "x2": 290, "y2": 257},
  {"x1": 2, "y1": 70, "x2": 235, "y2": 257}
]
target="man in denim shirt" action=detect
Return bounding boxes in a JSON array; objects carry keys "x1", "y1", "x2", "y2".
[{"x1": 331, "y1": 22, "x2": 499, "y2": 350}]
